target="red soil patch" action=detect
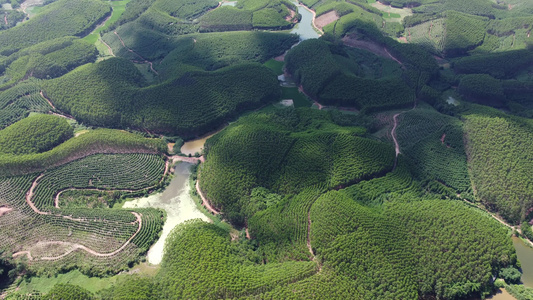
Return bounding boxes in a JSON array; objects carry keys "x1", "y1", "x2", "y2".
[
  {"x1": 195, "y1": 179, "x2": 220, "y2": 215},
  {"x1": 285, "y1": 8, "x2": 297, "y2": 23},
  {"x1": 342, "y1": 33, "x2": 403, "y2": 67},
  {"x1": 315, "y1": 11, "x2": 338, "y2": 31}
]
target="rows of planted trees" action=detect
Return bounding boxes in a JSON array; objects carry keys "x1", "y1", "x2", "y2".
[
  {"x1": 43, "y1": 58, "x2": 282, "y2": 137},
  {"x1": 199, "y1": 108, "x2": 395, "y2": 225}
]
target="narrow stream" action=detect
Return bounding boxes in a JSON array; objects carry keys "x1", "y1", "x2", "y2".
[
  {"x1": 122, "y1": 163, "x2": 209, "y2": 264},
  {"x1": 180, "y1": 131, "x2": 219, "y2": 156},
  {"x1": 513, "y1": 236, "x2": 533, "y2": 287},
  {"x1": 291, "y1": 3, "x2": 319, "y2": 41}
]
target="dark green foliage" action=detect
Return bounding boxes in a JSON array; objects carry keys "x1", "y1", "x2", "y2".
[
  {"x1": 258, "y1": 269, "x2": 363, "y2": 299},
  {"x1": 43, "y1": 58, "x2": 281, "y2": 136},
  {"x1": 23, "y1": 39, "x2": 97, "y2": 80},
  {"x1": 397, "y1": 108, "x2": 470, "y2": 194},
  {"x1": 285, "y1": 39, "x2": 416, "y2": 111},
  {"x1": 156, "y1": 220, "x2": 317, "y2": 299},
  {"x1": 499, "y1": 267, "x2": 522, "y2": 284},
  {"x1": 464, "y1": 110, "x2": 533, "y2": 224},
  {"x1": 454, "y1": 50, "x2": 533, "y2": 79},
  {"x1": 285, "y1": 39, "x2": 340, "y2": 98},
  {"x1": 319, "y1": 74, "x2": 414, "y2": 111},
  {"x1": 310, "y1": 191, "x2": 418, "y2": 299},
  {"x1": 386, "y1": 200, "x2": 515, "y2": 298},
  {"x1": 152, "y1": 0, "x2": 218, "y2": 20},
  {"x1": 158, "y1": 31, "x2": 298, "y2": 72},
  {"x1": 200, "y1": 108, "x2": 394, "y2": 225},
  {"x1": 0, "y1": 37, "x2": 98, "y2": 88},
  {"x1": 0, "y1": 114, "x2": 73, "y2": 155},
  {"x1": 0, "y1": 81, "x2": 50, "y2": 129},
  {"x1": 443, "y1": 11, "x2": 488, "y2": 56},
  {"x1": 0, "y1": 0, "x2": 110, "y2": 56},
  {"x1": 458, "y1": 74, "x2": 505, "y2": 107},
  {"x1": 44, "y1": 284, "x2": 93, "y2": 300},
  {"x1": 342, "y1": 157, "x2": 420, "y2": 206},
  {"x1": 107, "y1": 0, "x2": 156, "y2": 31}
]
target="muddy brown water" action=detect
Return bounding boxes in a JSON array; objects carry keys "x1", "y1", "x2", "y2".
[{"x1": 122, "y1": 163, "x2": 209, "y2": 264}]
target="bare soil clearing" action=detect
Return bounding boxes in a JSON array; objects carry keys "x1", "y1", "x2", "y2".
[
  {"x1": 195, "y1": 179, "x2": 219, "y2": 215},
  {"x1": 100, "y1": 37, "x2": 115, "y2": 57},
  {"x1": 342, "y1": 34, "x2": 404, "y2": 67},
  {"x1": 315, "y1": 11, "x2": 338, "y2": 31},
  {"x1": 391, "y1": 113, "x2": 401, "y2": 156},
  {"x1": 285, "y1": 8, "x2": 296, "y2": 23},
  {"x1": 0, "y1": 206, "x2": 13, "y2": 216}
]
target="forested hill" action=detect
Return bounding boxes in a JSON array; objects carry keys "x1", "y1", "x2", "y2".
[{"x1": 2, "y1": 0, "x2": 533, "y2": 298}]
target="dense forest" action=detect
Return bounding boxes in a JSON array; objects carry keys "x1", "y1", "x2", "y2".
[{"x1": 2, "y1": 0, "x2": 533, "y2": 298}]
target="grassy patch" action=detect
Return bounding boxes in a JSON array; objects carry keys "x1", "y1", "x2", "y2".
[
  {"x1": 83, "y1": 0, "x2": 130, "y2": 44},
  {"x1": 281, "y1": 87, "x2": 311, "y2": 108},
  {"x1": 264, "y1": 59, "x2": 284, "y2": 76}
]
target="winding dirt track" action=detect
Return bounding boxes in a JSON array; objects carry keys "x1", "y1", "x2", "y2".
[
  {"x1": 25, "y1": 174, "x2": 48, "y2": 215},
  {"x1": 13, "y1": 212, "x2": 142, "y2": 261},
  {"x1": 195, "y1": 180, "x2": 219, "y2": 215},
  {"x1": 113, "y1": 31, "x2": 159, "y2": 75},
  {"x1": 391, "y1": 113, "x2": 401, "y2": 156},
  {"x1": 54, "y1": 159, "x2": 170, "y2": 209},
  {"x1": 18, "y1": 172, "x2": 144, "y2": 260},
  {"x1": 40, "y1": 91, "x2": 77, "y2": 121},
  {"x1": 100, "y1": 38, "x2": 115, "y2": 57},
  {"x1": 15, "y1": 155, "x2": 170, "y2": 260}
]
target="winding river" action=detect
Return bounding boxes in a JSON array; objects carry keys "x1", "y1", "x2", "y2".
[
  {"x1": 122, "y1": 162, "x2": 209, "y2": 265},
  {"x1": 513, "y1": 236, "x2": 533, "y2": 287},
  {"x1": 291, "y1": 3, "x2": 320, "y2": 41}
]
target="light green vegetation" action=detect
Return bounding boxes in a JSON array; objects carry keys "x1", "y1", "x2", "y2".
[
  {"x1": 83, "y1": 0, "x2": 130, "y2": 45},
  {"x1": 0, "y1": 114, "x2": 72, "y2": 155},
  {"x1": 263, "y1": 58, "x2": 284, "y2": 76},
  {"x1": 0, "y1": 37, "x2": 98, "y2": 88},
  {"x1": 31, "y1": 153, "x2": 165, "y2": 210},
  {"x1": 200, "y1": 0, "x2": 297, "y2": 31},
  {"x1": 18, "y1": 271, "x2": 112, "y2": 294},
  {"x1": 0, "y1": 0, "x2": 110, "y2": 56},
  {"x1": 200, "y1": 108, "x2": 394, "y2": 225},
  {"x1": 463, "y1": 107, "x2": 533, "y2": 224}
]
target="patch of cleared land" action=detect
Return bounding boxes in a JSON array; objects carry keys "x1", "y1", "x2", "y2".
[
  {"x1": 371, "y1": 1, "x2": 412, "y2": 21},
  {"x1": 0, "y1": 206, "x2": 13, "y2": 216},
  {"x1": 315, "y1": 11, "x2": 338, "y2": 31}
]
